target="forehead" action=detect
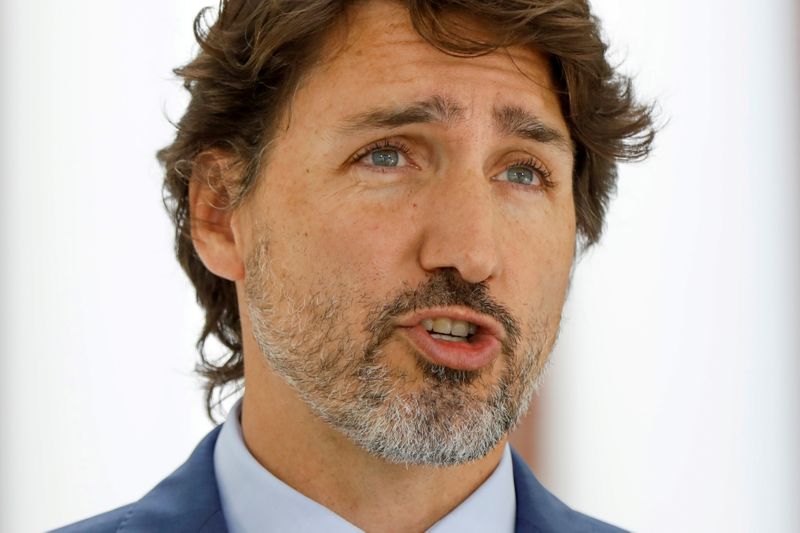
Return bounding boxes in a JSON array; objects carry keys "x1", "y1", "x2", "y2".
[{"x1": 287, "y1": 0, "x2": 568, "y2": 135}]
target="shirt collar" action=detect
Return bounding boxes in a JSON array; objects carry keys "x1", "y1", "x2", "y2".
[{"x1": 214, "y1": 399, "x2": 516, "y2": 533}]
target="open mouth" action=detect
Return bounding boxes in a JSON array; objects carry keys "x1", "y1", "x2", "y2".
[
  {"x1": 421, "y1": 317, "x2": 479, "y2": 343},
  {"x1": 396, "y1": 310, "x2": 502, "y2": 372}
]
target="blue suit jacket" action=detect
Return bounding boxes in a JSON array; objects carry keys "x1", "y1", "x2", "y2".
[{"x1": 53, "y1": 427, "x2": 625, "y2": 532}]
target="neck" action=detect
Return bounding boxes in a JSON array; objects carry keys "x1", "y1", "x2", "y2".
[{"x1": 240, "y1": 355, "x2": 506, "y2": 533}]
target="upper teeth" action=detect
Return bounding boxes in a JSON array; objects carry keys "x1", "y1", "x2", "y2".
[{"x1": 421, "y1": 318, "x2": 478, "y2": 337}]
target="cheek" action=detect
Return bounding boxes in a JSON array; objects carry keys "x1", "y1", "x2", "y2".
[
  {"x1": 502, "y1": 203, "x2": 575, "y2": 311},
  {"x1": 265, "y1": 184, "x2": 418, "y2": 298},
  {"x1": 312, "y1": 202, "x2": 420, "y2": 290}
]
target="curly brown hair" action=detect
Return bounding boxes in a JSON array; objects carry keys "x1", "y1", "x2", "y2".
[{"x1": 157, "y1": 0, "x2": 656, "y2": 419}]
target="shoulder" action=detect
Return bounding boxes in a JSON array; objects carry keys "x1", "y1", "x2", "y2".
[
  {"x1": 511, "y1": 448, "x2": 628, "y2": 533},
  {"x1": 49, "y1": 426, "x2": 227, "y2": 533},
  {"x1": 50, "y1": 504, "x2": 136, "y2": 533}
]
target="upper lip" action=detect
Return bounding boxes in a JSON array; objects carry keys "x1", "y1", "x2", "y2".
[{"x1": 395, "y1": 306, "x2": 505, "y2": 340}]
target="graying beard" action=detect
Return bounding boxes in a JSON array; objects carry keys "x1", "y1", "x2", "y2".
[{"x1": 245, "y1": 237, "x2": 551, "y2": 466}]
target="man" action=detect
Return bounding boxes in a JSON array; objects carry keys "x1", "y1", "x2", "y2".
[{"x1": 56, "y1": 0, "x2": 654, "y2": 531}]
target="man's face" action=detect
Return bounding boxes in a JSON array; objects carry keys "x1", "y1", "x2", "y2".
[{"x1": 235, "y1": 0, "x2": 576, "y2": 465}]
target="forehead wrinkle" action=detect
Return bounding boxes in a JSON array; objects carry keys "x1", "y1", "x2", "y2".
[{"x1": 492, "y1": 105, "x2": 574, "y2": 155}]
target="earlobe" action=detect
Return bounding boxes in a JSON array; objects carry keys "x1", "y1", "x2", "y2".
[{"x1": 189, "y1": 152, "x2": 245, "y2": 282}]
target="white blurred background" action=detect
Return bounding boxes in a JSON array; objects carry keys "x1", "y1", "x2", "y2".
[{"x1": 1, "y1": 1, "x2": 797, "y2": 532}]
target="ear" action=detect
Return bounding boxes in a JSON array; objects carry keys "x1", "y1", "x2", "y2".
[{"x1": 189, "y1": 151, "x2": 245, "y2": 282}]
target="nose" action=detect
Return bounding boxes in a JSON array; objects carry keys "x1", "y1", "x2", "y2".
[{"x1": 417, "y1": 172, "x2": 501, "y2": 284}]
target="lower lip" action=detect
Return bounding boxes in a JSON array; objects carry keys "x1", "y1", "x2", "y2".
[{"x1": 399, "y1": 325, "x2": 501, "y2": 372}]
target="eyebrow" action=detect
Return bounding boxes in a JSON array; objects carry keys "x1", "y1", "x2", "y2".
[
  {"x1": 340, "y1": 95, "x2": 465, "y2": 131},
  {"x1": 492, "y1": 105, "x2": 574, "y2": 155},
  {"x1": 339, "y1": 94, "x2": 573, "y2": 155}
]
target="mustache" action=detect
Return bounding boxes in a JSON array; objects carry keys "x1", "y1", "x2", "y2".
[{"x1": 364, "y1": 269, "x2": 521, "y2": 358}]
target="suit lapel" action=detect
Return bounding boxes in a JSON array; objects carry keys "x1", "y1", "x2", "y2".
[
  {"x1": 123, "y1": 426, "x2": 229, "y2": 532},
  {"x1": 513, "y1": 447, "x2": 586, "y2": 533},
  {"x1": 512, "y1": 448, "x2": 624, "y2": 533},
  {"x1": 512, "y1": 448, "x2": 545, "y2": 533}
]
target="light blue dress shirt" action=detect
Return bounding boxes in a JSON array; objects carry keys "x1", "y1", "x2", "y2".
[{"x1": 213, "y1": 400, "x2": 516, "y2": 533}]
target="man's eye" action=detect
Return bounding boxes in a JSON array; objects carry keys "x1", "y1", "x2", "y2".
[
  {"x1": 506, "y1": 165, "x2": 538, "y2": 185},
  {"x1": 494, "y1": 159, "x2": 551, "y2": 188},
  {"x1": 351, "y1": 141, "x2": 412, "y2": 170},
  {"x1": 370, "y1": 148, "x2": 401, "y2": 167}
]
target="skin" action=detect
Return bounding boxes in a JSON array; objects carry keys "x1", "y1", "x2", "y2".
[{"x1": 190, "y1": 1, "x2": 576, "y2": 531}]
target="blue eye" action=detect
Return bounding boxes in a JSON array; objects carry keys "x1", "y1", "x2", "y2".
[
  {"x1": 352, "y1": 141, "x2": 411, "y2": 170},
  {"x1": 494, "y1": 158, "x2": 551, "y2": 189},
  {"x1": 371, "y1": 149, "x2": 399, "y2": 167},
  {"x1": 506, "y1": 165, "x2": 536, "y2": 185}
]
